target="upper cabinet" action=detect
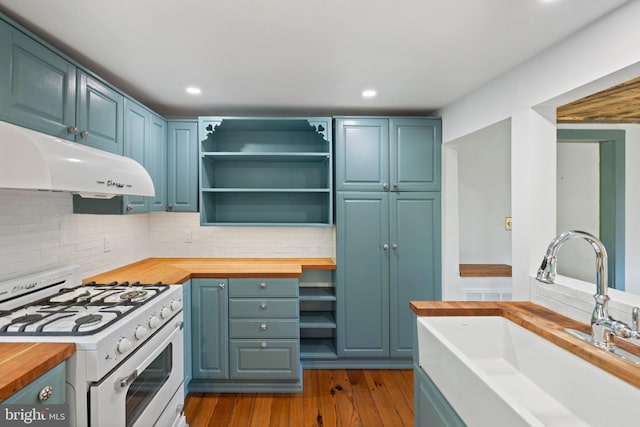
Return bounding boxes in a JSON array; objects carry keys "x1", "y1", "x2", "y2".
[
  {"x1": 197, "y1": 117, "x2": 333, "y2": 226},
  {"x1": 167, "y1": 120, "x2": 199, "y2": 212},
  {"x1": 335, "y1": 117, "x2": 441, "y2": 192},
  {"x1": 0, "y1": 19, "x2": 124, "y2": 154}
]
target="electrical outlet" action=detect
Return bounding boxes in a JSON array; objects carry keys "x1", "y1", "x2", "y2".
[
  {"x1": 104, "y1": 236, "x2": 112, "y2": 252},
  {"x1": 184, "y1": 230, "x2": 192, "y2": 243},
  {"x1": 505, "y1": 217, "x2": 512, "y2": 231}
]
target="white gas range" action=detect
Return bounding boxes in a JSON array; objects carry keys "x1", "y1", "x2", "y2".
[{"x1": 0, "y1": 266, "x2": 186, "y2": 427}]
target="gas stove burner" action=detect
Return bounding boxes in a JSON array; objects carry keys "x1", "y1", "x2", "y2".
[
  {"x1": 119, "y1": 290, "x2": 148, "y2": 301},
  {"x1": 12, "y1": 314, "x2": 43, "y2": 324},
  {"x1": 75, "y1": 314, "x2": 103, "y2": 327}
]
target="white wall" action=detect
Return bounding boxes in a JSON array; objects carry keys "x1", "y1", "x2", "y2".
[
  {"x1": 0, "y1": 189, "x2": 149, "y2": 281},
  {"x1": 148, "y1": 212, "x2": 334, "y2": 258},
  {"x1": 438, "y1": 0, "x2": 640, "y2": 308},
  {"x1": 556, "y1": 141, "x2": 599, "y2": 283},
  {"x1": 457, "y1": 119, "x2": 511, "y2": 264},
  {"x1": 0, "y1": 191, "x2": 335, "y2": 282}
]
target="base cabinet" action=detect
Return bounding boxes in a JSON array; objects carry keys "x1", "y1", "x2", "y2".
[
  {"x1": 415, "y1": 365, "x2": 466, "y2": 427},
  {"x1": 2, "y1": 362, "x2": 66, "y2": 405},
  {"x1": 190, "y1": 278, "x2": 301, "y2": 392}
]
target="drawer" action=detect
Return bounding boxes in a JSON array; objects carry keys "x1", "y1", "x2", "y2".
[
  {"x1": 3, "y1": 362, "x2": 66, "y2": 405},
  {"x1": 229, "y1": 319, "x2": 299, "y2": 339},
  {"x1": 229, "y1": 278, "x2": 298, "y2": 298},
  {"x1": 229, "y1": 339, "x2": 299, "y2": 380},
  {"x1": 229, "y1": 298, "x2": 298, "y2": 319}
]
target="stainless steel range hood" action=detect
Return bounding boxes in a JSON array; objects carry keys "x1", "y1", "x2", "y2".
[{"x1": 0, "y1": 121, "x2": 154, "y2": 199}]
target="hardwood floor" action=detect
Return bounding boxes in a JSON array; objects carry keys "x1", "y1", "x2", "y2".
[{"x1": 185, "y1": 369, "x2": 414, "y2": 427}]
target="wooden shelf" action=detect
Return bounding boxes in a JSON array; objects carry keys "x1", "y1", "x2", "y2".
[{"x1": 459, "y1": 264, "x2": 512, "y2": 277}]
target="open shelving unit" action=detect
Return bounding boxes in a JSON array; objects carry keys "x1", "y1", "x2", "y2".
[
  {"x1": 198, "y1": 117, "x2": 333, "y2": 226},
  {"x1": 299, "y1": 287, "x2": 337, "y2": 359}
]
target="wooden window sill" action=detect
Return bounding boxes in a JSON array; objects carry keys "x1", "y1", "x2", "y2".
[{"x1": 459, "y1": 264, "x2": 512, "y2": 277}]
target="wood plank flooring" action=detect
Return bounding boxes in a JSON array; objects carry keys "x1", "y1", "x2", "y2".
[{"x1": 185, "y1": 369, "x2": 414, "y2": 427}]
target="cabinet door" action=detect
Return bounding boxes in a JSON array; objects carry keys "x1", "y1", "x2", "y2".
[
  {"x1": 76, "y1": 71, "x2": 124, "y2": 154},
  {"x1": 335, "y1": 118, "x2": 389, "y2": 192},
  {"x1": 167, "y1": 121, "x2": 198, "y2": 212},
  {"x1": 389, "y1": 118, "x2": 441, "y2": 192},
  {"x1": 191, "y1": 279, "x2": 228, "y2": 379},
  {"x1": 148, "y1": 113, "x2": 167, "y2": 211},
  {"x1": 0, "y1": 24, "x2": 76, "y2": 139},
  {"x1": 123, "y1": 99, "x2": 149, "y2": 213},
  {"x1": 390, "y1": 192, "x2": 441, "y2": 358},
  {"x1": 182, "y1": 280, "x2": 192, "y2": 395},
  {"x1": 336, "y1": 192, "x2": 390, "y2": 357}
]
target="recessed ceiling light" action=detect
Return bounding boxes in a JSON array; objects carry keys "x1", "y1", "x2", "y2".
[
  {"x1": 362, "y1": 89, "x2": 377, "y2": 98},
  {"x1": 186, "y1": 86, "x2": 202, "y2": 95}
]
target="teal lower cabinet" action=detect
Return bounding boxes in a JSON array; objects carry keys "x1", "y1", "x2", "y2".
[
  {"x1": 189, "y1": 278, "x2": 302, "y2": 392},
  {"x1": 414, "y1": 364, "x2": 466, "y2": 427},
  {"x1": 336, "y1": 191, "x2": 441, "y2": 366},
  {"x1": 182, "y1": 280, "x2": 192, "y2": 395},
  {"x1": 2, "y1": 362, "x2": 66, "y2": 405}
]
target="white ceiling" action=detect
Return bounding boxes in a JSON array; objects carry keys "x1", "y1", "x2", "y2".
[{"x1": 0, "y1": 0, "x2": 631, "y2": 117}]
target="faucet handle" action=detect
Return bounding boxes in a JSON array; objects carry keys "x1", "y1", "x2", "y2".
[{"x1": 633, "y1": 307, "x2": 639, "y2": 332}]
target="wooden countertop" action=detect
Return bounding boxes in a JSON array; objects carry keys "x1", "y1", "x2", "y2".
[
  {"x1": 410, "y1": 301, "x2": 640, "y2": 389},
  {"x1": 83, "y1": 257, "x2": 336, "y2": 284},
  {"x1": 0, "y1": 342, "x2": 75, "y2": 400}
]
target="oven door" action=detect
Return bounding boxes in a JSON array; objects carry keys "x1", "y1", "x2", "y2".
[{"x1": 89, "y1": 312, "x2": 184, "y2": 427}]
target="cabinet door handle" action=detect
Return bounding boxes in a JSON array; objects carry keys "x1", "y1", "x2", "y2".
[
  {"x1": 67, "y1": 126, "x2": 78, "y2": 135},
  {"x1": 393, "y1": 183, "x2": 398, "y2": 189},
  {"x1": 260, "y1": 303, "x2": 267, "y2": 310},
  {"x1": 383, "y1": 182, "x2": 389, "y2": 191},
  {"x1": 126, "y1": 204, "x2": 133, "y2": 212},
  {"x1": 260, "y1": 342, "x2": 267, "y2": 349},
  {"x1": 259, "y1": 282, "x2": 267, "y2": 289},
  {"x1": 38, "y1": 386, "x2": 53, "y2": 401},
  {"x1": 80, "y1": 130, "x2": 89, "y2": 139},
  {"x1": 392, "y1": 244, "x2": 398, "y2": 249},
  {"x1": 167, "y1": 203, "x2": 174, "y2": 211},
  {"x1": 218, "y1": 282, "x2": 225, "y2": 289},
  {"x1": 383, "y1": 244, "x2": 389, "y2": 251},
  {"x1": 260, "y1": 323, "x2": 268, "y2": 331}
]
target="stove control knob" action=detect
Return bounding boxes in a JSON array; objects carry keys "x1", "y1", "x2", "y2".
[
  {"x1": 117, "y1": 337, "x2": 133, "y2": 354},
  {"x1": 160, "y1": 306, "x2": 171, "y2": 319},
  {"x1": 148, "y1": 315, "x2": 161, "y2": 329},
  {"x1": 170, "y1": 299, "x2": 182, "y2": 311},
  {"x1": 134, "y1": 325, "x2": 148, "y2": 340}
]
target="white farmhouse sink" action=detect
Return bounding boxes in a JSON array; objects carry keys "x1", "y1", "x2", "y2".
[{"x1": 417, "y1": 316, "x2": 640, "y2": 427}]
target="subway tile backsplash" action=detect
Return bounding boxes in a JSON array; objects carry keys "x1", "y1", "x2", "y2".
[{"x1": 0, "y1": 190, "x2": 335, "y2": 281}]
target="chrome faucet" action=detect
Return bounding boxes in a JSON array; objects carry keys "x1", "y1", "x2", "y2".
[{"x1": 536, "y1": 230, "x2": 640, "y2": 351}]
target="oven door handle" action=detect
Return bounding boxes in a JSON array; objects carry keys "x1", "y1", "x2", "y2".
[{"x1": 119, "y1": 370, "x2": 139, "y2": 388}]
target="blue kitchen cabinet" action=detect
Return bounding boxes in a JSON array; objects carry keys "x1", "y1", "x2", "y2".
[
  {"x1": 335, "y1": 117, "x2": 441, "y2": 192},
  {"x1": 190, "y1": 278, "x2": 302, "y2": 392},
  {"x1": 414, "y1": 364, "x2": 466, "y2": 427},
  {"x1": 0, "y1": 20, "x2": 77, "y2": 139},
  {"x1": 76, "y1": 71, "x2": 124, "y2": 154},
  {"x1": 148, "y1": 113, "x2": 168, "y2": 211},
  {"x1": 167, "y1": 120, "x2": 199, "y2": 212},
  {"x1": 2, "y1": 362, "x2": 66, "y2": 405},
  {"x1": 73, "y1": 99, "x2": 167, "y2": 214},
  {"x1": 182, "y1": 280, "x2": 192, "y2": 395},
  {"x1": 335, "y1": 116, "x2": 441, "y2": 363},
  {"x1": 337, "y1": 192, "x2": 390, "y2": 357},
  {"x1": 390, "y1": 192, "x2": 441, "y2": 357},
  {"x1": 197, "y1": 117, "x2": 333, "y2": 226},
  {"x1": 336, "y1": 192, "x2": 441, "y2": 359},
  {"x1": 191, "y1": 278, "x2": 228, "y2": 379}
]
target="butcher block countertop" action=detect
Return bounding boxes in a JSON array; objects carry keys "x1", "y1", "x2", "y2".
[
  {"x1": 83, "y1": 257, "x2": 336, "y2": 284},
  {"x1": 0, "y1": 343, "x2": 75, "y2": 400},
  {"x1": 410, "y1": 301, "x2": 640, "y2": 389}
]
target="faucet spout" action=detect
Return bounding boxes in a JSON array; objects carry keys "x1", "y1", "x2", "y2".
[{"x1": 536, "y1": 230, "x2": 613, "y2": 347}]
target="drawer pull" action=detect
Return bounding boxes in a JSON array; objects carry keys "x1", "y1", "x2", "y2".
[
  {"x1": 38, "y1": 386, "x2": 53, "y2": 401},
  {"x1": 260, "y1": 303, "x2": 267, "y2": 310},
  {"x1": 260, "y1": 323, "x2": 268, "y2": 331},
  {"x1": 260, "y1": 342, "x2": 267, "y2": 349},
  {"x1": 259, "y1": 282, "x2": 267, "y2": 289}
]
